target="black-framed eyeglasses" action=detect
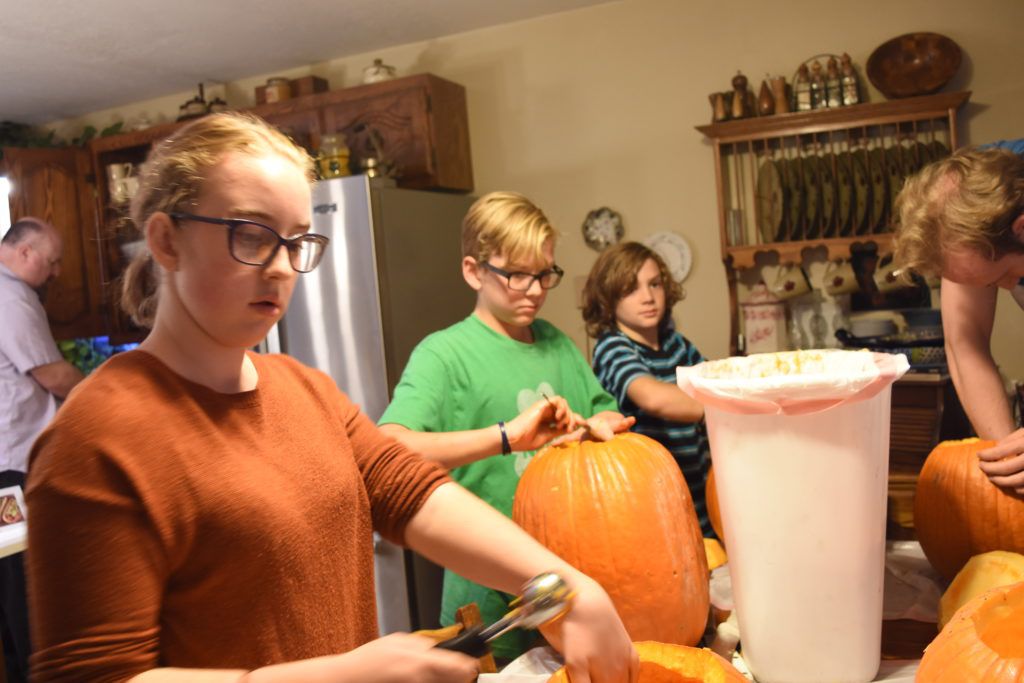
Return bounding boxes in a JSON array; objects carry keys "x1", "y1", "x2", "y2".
[
  {"x1": 481, "y1": 261, "x2": 564, "y2": 291},
  {"x1": 169, "y1": 212, "x2": 329, "y2": 273}
]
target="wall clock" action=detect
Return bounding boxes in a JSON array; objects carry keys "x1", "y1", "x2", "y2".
[{"x1": 642, "y1": 231, "x2": 693, "y2": 283}]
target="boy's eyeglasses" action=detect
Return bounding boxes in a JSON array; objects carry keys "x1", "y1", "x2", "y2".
[
  {"x1": 169, "y1": 212, "x2": 329, "y2": 273},
  {"x1": 481, "y1": 262, "x2": 564, "y2": 291}
]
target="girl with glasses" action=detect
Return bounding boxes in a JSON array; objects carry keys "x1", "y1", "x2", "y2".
[{"x1": 26, "y1": 113, "x2": 637, "y2": 683}]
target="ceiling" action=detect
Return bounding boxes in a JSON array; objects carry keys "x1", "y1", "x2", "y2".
[{"x1": 1, "y1": 0, "x2": 610, "y2": 125}]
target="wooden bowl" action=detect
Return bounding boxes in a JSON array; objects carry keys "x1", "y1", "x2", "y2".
[{"x1": 867, "y1": 32, "x2": 962, "y2": 99}]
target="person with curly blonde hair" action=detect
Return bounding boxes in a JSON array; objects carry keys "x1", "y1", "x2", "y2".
[
  {"x1": 581, "y1": 241, "x2": 712, "y2": 536},
  {"x1": 894, "y1": 140, "x2": 1024, "y2": 493}
]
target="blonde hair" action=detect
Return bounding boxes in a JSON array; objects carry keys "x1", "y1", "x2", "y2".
[
  {"x1": 581, "y1": 241, "x2": 682, "y2": 338},
  {"x1": 461, "y1": 191, "x2": 557, "y2": 265},
  {"x1": 894, "y1": 146, "x2": 1024, "y2": 277},
  {"x1": 121, "y1": 113, "x2": 314, "y2": 327}
]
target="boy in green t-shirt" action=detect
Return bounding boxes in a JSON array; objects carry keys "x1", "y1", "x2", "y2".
[{"x1": 378, "y1": 191, "x2": 632, "y2": 660}]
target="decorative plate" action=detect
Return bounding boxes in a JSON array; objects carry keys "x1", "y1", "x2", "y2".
[
  {"x1": 885, "y1": 145, "x2": 905, "y2": 212},
  {"x1": 642, "y1": 231, "x2": 693, "y2": 283},
  {"x1": 928, "y1": 139, "x2": 950, "y2": 162},
  {"x1": 819, "y1": 154, "x2": 837, "y2": 236},
  {"x1": 756, "y1": 159, "x2": 784, "y2": 244},
  {"x1": 835, "y1": 152, "x2": 854, "y2": 236},
  {"x1": 868, "y1": 147, "x2": 889, "y2": 231},
  {"x1": 900, "y1": 141, "x2": 925, "y2": 177},
  {"x1": 801, "y1": 156, "x2": 822, "y2": 239},
  {"x1": 582, "y1": 207, "x2": 625, "y2": 251},
  {"x1": 783, "y1": 158, "x2": 804, "y2": 241},
  {"x1": 851, "y1": 149, "x2": 872, "y2": 235}
]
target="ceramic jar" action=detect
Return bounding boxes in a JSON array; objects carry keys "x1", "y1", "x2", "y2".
[
  {"x1": 362, "y1": 59, "x2": 397, "y2": 84},
  {"x1": 265, "y1": 78, "x2": 292, "y2": 103},
  {"x1": 317, "y1": 133, "x2": 351, "y2": 179}
]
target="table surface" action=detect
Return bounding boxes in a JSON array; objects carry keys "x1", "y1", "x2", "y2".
[{"x1": 0, "y1": 527, "x2": 26, "y2": 560}]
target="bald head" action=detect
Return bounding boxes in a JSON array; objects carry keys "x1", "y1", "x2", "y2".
[{"x1": 0, "y1": 217, "x2": 63, "y2": 287}]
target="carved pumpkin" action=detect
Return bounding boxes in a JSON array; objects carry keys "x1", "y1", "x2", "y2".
[
  {"x1": 917, "y1": 580, "x2": 1024, "y2": 681},
  {"x1": 547, "y1": 641, "x2": 746, "y2": 683},
  {"x1": 939, "y1": 551, "x2": 1024, "y2": 630},
  {"x1": 914, "y1": 438, "x2": 1024, "y2": 580},
  {"x1": 705, "y1": 466, "x2": 725, "y2": 544},
  {"x1": 514, "y1": 433, "x2": 709, "y2": 646}
]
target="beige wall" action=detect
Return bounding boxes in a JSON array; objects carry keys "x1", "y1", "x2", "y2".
[{"x1": 49, "y1": 0, "x2": 1024, "y2": 380}]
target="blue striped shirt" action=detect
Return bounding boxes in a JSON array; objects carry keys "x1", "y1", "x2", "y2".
[{"x1": 591, "y1": 322, "x2": 713, "y2": 537}]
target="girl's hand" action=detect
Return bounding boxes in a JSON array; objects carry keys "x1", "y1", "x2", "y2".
[
  {"x1": 540, "y1": 575, "x2": 639, "y2": 683},
  {"x1": 246, "y1": 633, "x2": 478, "y2": 683}
]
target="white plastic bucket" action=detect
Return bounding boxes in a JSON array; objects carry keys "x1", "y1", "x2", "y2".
[{"x1": 678, "y1": 350, "x2": 908, "y2": 683}]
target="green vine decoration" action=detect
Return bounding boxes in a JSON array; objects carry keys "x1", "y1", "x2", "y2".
[{"x1": 0, "y1": 120, "x2": 124, "y2": 158}]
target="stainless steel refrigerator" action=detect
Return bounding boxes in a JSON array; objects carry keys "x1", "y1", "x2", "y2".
[{"x1": 269, "y1": 175, "x2": 475, "y2": 635}]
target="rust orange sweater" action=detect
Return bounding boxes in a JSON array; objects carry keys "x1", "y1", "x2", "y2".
[{"x1": 26, "y1": 351, "x2": 450, "y2": 682}]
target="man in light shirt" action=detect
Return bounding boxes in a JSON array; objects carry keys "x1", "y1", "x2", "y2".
[{"x1": 0, "y1": 217, "x2": 83, "y2": 682}]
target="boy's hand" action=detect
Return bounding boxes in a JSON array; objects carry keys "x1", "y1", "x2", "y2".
[
  {"x1": 506, "y1": 397, "x2": 583, "y2": 452},
  {"x1": 582, "y1": 412, "x2": 636, "y2": 442},
  {"x1": 550, "y1": 411, "x2": 635, "y2": 445}
]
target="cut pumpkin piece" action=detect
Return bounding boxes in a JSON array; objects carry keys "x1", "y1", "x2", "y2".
[{"x1": 938, "y1": 550, "x2": 1024, "y2": 630}]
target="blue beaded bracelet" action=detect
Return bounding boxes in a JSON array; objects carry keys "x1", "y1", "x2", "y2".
[{"x1": 497, "y1": 420, "x2": 512, "y2": 455}]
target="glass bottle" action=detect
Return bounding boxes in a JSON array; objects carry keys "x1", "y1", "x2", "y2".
[
  {"x1": 810, "y1": 61, "x2": 827, "y2": 110},
  {"x1": 840, "y1": 53, "x2": 861, "y2": 106},
  {"x1": 826, "y1": 56, "x2": 843, "y2": 108},
  {"x1": 794, "y1": 64, "x2": 812, "y2": 112}
]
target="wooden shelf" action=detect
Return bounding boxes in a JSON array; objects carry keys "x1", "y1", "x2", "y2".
[
  {"x1": 696, "y1": 90, "x2": 970, "y2": 356},
  {"x1": 725, "y1": 234, "x2": 893, "y2": 269},
  {"x1": 696, "y1": 91, "x2": 970, "y2": 143},
  {"x1": 90, "y1": 120, "x2": 183, "y2": 154}
]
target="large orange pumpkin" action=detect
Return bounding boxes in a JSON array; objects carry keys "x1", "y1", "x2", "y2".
[
  {"x1": 914, "y1": 438, "x2": 1024, "y2": 580},
  {"x1": 916, "y1": 580, "x2": 1024, "y2": 681},
  {"x1": 705, "y1": 466, "x2": 725, "y2": 545},
  {"x1": 513, "y1": 433, "x2": 709, "y2": 646},
  {"x1": 547, "y1": 641, "x2": 746, "y2": 683}
]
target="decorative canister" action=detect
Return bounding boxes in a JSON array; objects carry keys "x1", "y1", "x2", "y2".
[
  {"x1": 264, "y1": 77, "x2": 292, "y2": 103},
  {"x1": 741, "y1": 282, "x2": 787, "y2": 354},
  {"x1": 362, "y1": 58, "x2": 397, "y2": 84},
  {"x1": 316, "y1": 133, "x2": 351, "y2": 179}
]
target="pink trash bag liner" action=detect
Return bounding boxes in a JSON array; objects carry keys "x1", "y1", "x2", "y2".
[{"x1": 677, "y1": 349, "x2": 909, "y2": 416}]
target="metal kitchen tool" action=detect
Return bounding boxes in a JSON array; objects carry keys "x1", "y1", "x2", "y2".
[{"x1": 435, "y1": 572, "x2": 573, "y2": 657}]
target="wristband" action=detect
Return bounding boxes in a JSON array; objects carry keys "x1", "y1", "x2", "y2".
[{"x1": 498, "y1": 420, "x2": 512, "y2": 455}]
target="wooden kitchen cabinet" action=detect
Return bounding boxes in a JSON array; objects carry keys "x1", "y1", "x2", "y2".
[
  {"x1": 319, "y1": 75, "x2": 473, "y2": 192},
  {"x1": 887, "y1": 372, "x2": 973, "y2": 538},
  {"x1": 696, "y1": 91, "x2": 970, "y2": 355},
  {"x1": 57, "y1": 72, "x2": 475, "y2": 342},
  {"x1": 2, "y1": 146, "x2": 106, "y2": 340}
]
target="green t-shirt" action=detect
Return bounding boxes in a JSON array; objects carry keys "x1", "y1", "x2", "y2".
[{"x1": 379, "y1": 314, "x2": 617, "y2": 658}]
